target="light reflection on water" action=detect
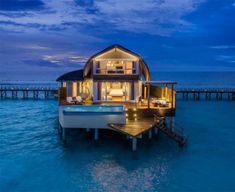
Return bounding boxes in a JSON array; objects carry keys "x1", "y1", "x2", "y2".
[{"x1": 0, "y1": 100, "x2": 235, "y2": 191}]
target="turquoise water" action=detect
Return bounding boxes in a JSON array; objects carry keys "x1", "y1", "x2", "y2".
[{"x1": 1, "y1": 99, "x2": 235, "y2": 191}]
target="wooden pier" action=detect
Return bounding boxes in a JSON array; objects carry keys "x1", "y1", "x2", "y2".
[
  {"x1": 177, "y1": 88, "x2": 235, "y2": 100},
  {"x1": 0, "y1": 86, "x2": 57, "y2": 99}
]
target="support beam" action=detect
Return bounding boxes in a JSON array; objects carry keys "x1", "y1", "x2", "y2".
[
  {"x1": 132, "y1": 137, "x2": 137, "y2": 151},
  {"x1": 94, "y1": 128, "x2": 99, "y2": 140}
]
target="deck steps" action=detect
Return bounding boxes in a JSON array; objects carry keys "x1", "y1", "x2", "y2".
[{"x1": 155, "y1": 117, "x2": 186, "y2": 146}]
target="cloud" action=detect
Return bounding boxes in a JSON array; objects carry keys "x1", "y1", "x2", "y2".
[
  {"x1": 216, "y1": 55, "x2": 235, "y2": 63},
  {"x1": 0, "y1": 0, "x2": 206, "y2": 36},
  {"x1": 42, "y1": 53, "x2": 89, "y2": 67},
  {"x1": 210, "y1": 45, "x2": 235, "y2": 49}
]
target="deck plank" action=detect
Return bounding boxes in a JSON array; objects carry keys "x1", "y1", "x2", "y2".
[{"x1": 109, "y1": 118, "x2": 156, "y2": 137}]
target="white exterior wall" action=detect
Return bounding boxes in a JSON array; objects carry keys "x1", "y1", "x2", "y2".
[{"x1": 59, "y1": 106, "x2": 125, "y2": 129}]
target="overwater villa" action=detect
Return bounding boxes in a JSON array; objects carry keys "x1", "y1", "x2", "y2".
[{"x1": 57, "y1": 44, "x2": 185, "y2": 150}]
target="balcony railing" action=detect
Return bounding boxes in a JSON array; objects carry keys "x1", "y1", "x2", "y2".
[{"x1": 95, "y1": 68, "x2": 137, "y2": 75}]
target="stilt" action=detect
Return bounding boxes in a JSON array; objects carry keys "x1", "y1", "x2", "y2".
[
  {"x1": 94, "y1": 128, "x2": 99, "y2": 140},
  {"x1": 62, "y1": 127, "x2": 66, "y2": 141},
  {"x1": 170, "y1": 116, "x2": 175, "y2": 130},
  {"x1": 132, "y1": 137, "x2": 137, "y2": 151},
  {"x1": 154, "y1": 127, "x2": 158, "y2": 135},
  {"x1": 148, "y1": 129, "x2": 152, "y2": 139},
  {"x1": 232, "y1": 93, "x2": 235, "y2": 100},
  {"x1": 193, "y1": 92, "x2": 196, "y2": 100}
]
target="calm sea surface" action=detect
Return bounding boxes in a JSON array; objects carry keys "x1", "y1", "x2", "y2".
[{"x1": 1, "y1": 72, "x2": 235, "y2": 191}]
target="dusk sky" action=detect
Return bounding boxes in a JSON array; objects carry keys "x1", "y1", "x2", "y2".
[{"x1": 0, "y1": 0, "x2": 235, "y2": 80}]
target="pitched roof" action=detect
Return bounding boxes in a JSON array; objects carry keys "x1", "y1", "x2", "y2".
[{"x1": 56, "y1": 69, "x2": 84, "y2": 81}]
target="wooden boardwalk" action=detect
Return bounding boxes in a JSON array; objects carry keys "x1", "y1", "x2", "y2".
[
  {"x1": 0, "y1": 86, "x2": 57, "y2": 99},
  {"x1": 176, "y1": 88, "x2": 235, "y2": 100}
]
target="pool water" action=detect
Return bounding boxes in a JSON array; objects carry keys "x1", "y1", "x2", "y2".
[
  {"x1": 0, "y1": 100, "x2": 235, "y2": 191},
  {"x1": 63, "y1": 105, "x2": 124, "y2": 113}
]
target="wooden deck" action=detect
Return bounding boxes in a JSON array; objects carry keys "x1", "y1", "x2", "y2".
[{"x1": 109, "y1": 118, "x2": 157, "y2": 137}]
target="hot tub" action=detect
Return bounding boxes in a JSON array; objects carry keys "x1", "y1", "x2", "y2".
[{"x1": 59, "y1": 105, "x2": 126, "y2": 129}]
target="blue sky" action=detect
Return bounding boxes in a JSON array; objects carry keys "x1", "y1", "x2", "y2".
[{"x1": 0, "y1": 0, "x2": 235, "y2": 80}]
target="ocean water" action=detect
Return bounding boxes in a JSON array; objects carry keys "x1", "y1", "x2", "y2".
[
  {"x1": 1, "y1": 99, "x2": 235, "y2": 192},
  {"x1": 1, "y1": 72, "x2": 235, "y2": 191}
]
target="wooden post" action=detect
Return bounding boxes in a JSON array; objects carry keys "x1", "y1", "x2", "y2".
[
  {"x1": 170, "y1": 116, "x2": 175, "y2": 130},
  {"x1": 62, "y1": 127, "x2": 66, "y2": 141},
  {"x1": 94, "y1": 128, "x2": 99, "y2": 140},
  {"x1": 132, "y1": 137, "x2": 137, "y2": 151},
  {"x1": 148, "y1": 129, "x2": 152, "y2": 139},
  {"x1": 232, "y1": 93, "x2": 235, "y2": 100},
  {"x1": 154, "y1": 127, "x2": 158, "y2": 135},
  {"x1": 147, "y1": 84, "x2": 150, "y2": 108}
]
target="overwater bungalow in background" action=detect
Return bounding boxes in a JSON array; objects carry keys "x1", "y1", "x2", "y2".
[{"x1": 57, "y1": 45, "x2": 185, "y2": 151}]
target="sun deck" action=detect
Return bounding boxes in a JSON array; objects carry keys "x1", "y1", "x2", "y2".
[{"x1": 109, "y1": 118, "x2": 156, "y2": 137}]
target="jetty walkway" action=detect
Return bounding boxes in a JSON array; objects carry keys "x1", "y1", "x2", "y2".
[
  {"x1": 0, "y1": 86, "x2": 235, "y2": 100},
  {"x1": 0, "y1": 86, "x2": 57, "y2": 99},
  {"x1": 177, "y1": 88, "x2": 235, "y2": 100}
]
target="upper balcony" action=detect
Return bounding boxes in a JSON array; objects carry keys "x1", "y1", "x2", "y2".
[{"x1": 93, "y1": 60, "x2": 139, "y2": 75}]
